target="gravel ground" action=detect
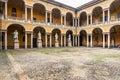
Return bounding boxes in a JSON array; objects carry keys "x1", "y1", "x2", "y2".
[
  {"x1": 7, "y1": 47, "x2": 120, "y2": 80},
  {"x1": 0, "y1": 52, "x2": 18, "y2": 80}
]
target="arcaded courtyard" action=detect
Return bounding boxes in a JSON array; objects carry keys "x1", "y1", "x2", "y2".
[{"x1": 0, "y1": 47, "x2": 120, "y2": 80}]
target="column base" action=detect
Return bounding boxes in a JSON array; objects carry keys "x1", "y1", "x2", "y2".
[
  {"x1": 55, "y1": 42, "x2": 59, "y2": 48},
  {"x1": 37, "y1": 42, "x2": 42, "y2": 48},
  {"x1": 14, "y1": 42, "x2": 19, "y2": 49},
  {"x1": 68, "y1": 41, "x2": 72, "y2": 47}
]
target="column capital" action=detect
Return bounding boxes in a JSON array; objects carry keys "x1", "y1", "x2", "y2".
[
  {"x1": 103, "y1": 7, "x2": 110, "y2": 11},
  {"x1": 103, "y1": 32, "x2": 110, "y2": 34},
  {"x1": 25, "y1": 5, "x2": 33, "y2": 8},
  {"x1": 25, "y1": 31, "x2": 33, "y2": 34},
  {"x1": 87, "y1": 34, "x2": 92, "y2": 36}
]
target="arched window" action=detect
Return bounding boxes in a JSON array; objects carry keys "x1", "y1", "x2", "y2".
[{"x1": 11, "y1": 8, "x2": 17, "y2": 17}]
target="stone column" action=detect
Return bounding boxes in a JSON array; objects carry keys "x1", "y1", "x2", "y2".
[
  {"x1": 50, "y1": 12, "x2": 52, "y2": 24},
  {"x1": 46, "y1": 11, "x2": 48, "y2": 23},
  {"x1": 31, "y1": 7, "x2": 33, "y2": 21},
  {"x1": 73, "y1": 35, "x2": 74, "y2": 46},
  {"x1": 0, "y1": 31, "x2": 2, "y2": 51},
  {"x1": 87, "y1": 34, "x2": 89, "y2": 47},
  {"x1": 108, "y1": 33, "x2": 110, "y2": 48},
  {"x1": 64, "y1": 15, "x2": 66, "y2": 26},
  {"x1": 5, "y1": 31, "x2": 7, "y2": 50},
  {"x1": 78, "y1": 18, "x2": 80, "y2": 27},
  {"x1": 61, "y1": 15, "x2": 63, "y2": 25},
  {"x1": 103, "y1": 33, "x2": 105, "y2": 48},
  {"x1": 31, "y1": 33, "x2": 33, "y2": 48},
  {"x1": 50, "y1": 34, "x2": 52, "y2": 47},
  {"x1": 75, "y1": 18, "x2": 77, "y2": 27},
  {"x1": 73, "y1": 18, "x2": 75, "y2": 27},
  {"x1": 87, "y1": 14, "x2": 89, "y2": 25},
  {"x1": 108, "y1": 8, "x2": 110, "y2": 22},
  {"x1": 78, "y1": 35, "x2": 80, "y2": 47},
  {"x1": 61, "y1": 35, "x2": 63, "y2": 47},
  {"x1": 25, "y1": 6, "x2": 28, "y2": 21},
  {"x1": 64, "y1": 35, "x2": 66, "y2": 47},
  {"x1": 90, "y1": 34, "x2": 92, "y2": 47},
  {"x1": 103, "y1": 9, "x2": 105, "y2": 23},
  {"x1": 90, "y1": 14, "x2": 92, "y2": 25},
  {"x1": 5, "y1": 1, "x2": 7, "y2": 19},
  {"x1": 25, "y1": 32, "x2": 27, "y2": 49},
  {"x1": 75, "y1": 35, "x2": 78, "y2": 46},
  {"x1": 45, "y1": 34, "x2": 48, "y2": 47}
]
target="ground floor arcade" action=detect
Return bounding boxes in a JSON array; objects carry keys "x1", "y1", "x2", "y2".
[{"x1": 0, "y1": 24, "x2": 120, "y2": 50}]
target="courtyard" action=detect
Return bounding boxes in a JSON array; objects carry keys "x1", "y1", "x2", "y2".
[{"x1": 0, "y1": 47, "x2": 120, "y2": 80}]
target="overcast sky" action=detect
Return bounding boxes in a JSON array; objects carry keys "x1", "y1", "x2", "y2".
[{"x1": 55, "y1": 0, "x2": 92, "y2": 8}]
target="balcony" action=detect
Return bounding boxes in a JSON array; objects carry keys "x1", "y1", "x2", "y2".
[
  {"x1": 78, "y1": 18, "x2": 120, "y2": 29},
  {"x1": 1, "y1": 16, "x2": 75, "y2": 29}
]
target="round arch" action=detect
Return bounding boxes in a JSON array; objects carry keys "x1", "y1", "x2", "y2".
[
  {"x1": 79, "y1": 11, "x2": 87, "y2": 26},
  {"x1": 92, "y1": 6, "x2": 103, "y2": 24},
  {"x1": 92, "y1": 28, "x2": 103, "y2": 47},
  {"x1": 8, "y1": 0, "x2": 25, "y2": 18},
  {"x1": 66, "y1": 12, "x2": 73, "y2": 26},
  {"x1": 109, "y1": 25, "x2": 120, "y2": 48},
  {"x1": 79, "y1": 30, "x2": 87, "y2": 46},
  {"x1": 52, "y1": 8, "x2": 61, "y2": 25},
  {"x1": 7, "y1": 24, "x2": 26, "y2": 49},
  {"x1": 33, "y1": 3, "x2": 46, "y2": 22},
  {"x1": 52, "y1": 28, "x2": 61, "y2": 47},
  {"x1": 33, "y1": 27, "x2": 46, "y2": 48},
  {"x1": 66, "y1": 30, "x2": 73, "y2": 46}
]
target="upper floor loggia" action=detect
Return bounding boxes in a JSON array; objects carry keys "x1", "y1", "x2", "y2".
[
  {"x1": 0, "y1": 0, "x2": 120, "y2": 28},
  {"x1": 0, "y1": 0, "x2": 75, "y2": 27}
]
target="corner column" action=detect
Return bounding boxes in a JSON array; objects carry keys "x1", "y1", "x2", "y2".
[
  {"x1": 103, "y1": 33, "x2": 105, "y2": 48},
  {"x1": 61, "y1": 34, "x2": 63, "y2": 47},
  {"x1": 90, "y1": 34, "x2": 92, "y2": 47},
  {"x1": 25, "y1": 32, "x2": 27, "y2": 49},
  {"x1": 78, "y1": 35, "x2": 80, "y2": 47},
  {"x1": 25, "y1": 5, "x2": 28, "y2": 21},
  {"x1": 31, "y1": 7, "x2": 33, "y2": 21},
  {"x1": 46, "y1": 11, "x2": 48, "y2": 23},
  {"x1": 45, "y1": 33, "x2": 48, "y2": 48},
  {"x1": 49, "y1": 34, "x2": 52, "y2": 47},
  {"x1": 90, "y1": 14, "x2": 92, "y2": 25},
  {"x1": 107, "y1": 32, "x2": 110, "y2": 48},
  {"x1": 87, "y1": 34, "x2": 89, "y2": 47},
  {"x1": 64, "y1": 15, "x2": 66, "y2": 26},
  {"x1": 64, "y1": 35, "x2": 66, "y2": 47},
  {"x1": 73, "y1": 35, "x2": 74, "y2": 46},
  {"x1": 108, "y1": 8, "x2": 110, "y2": 23},
  {"x1": 31, "y1": 33, "x2": 33, "y2": 48},
  {"x1": 5, "y1": 31, "x2": 7, "y2": 50},
  {"x1": 103, "y1": 9, "x2": 105, "y2": 23}
]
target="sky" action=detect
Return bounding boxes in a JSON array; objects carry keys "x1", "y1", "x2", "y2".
[{"x1": 55, "y1": 0, "x2": 92, "y2": 8}]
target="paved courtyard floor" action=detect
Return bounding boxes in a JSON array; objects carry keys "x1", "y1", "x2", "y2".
[{"x1": 0, "y1": 47, "x2": 120, "y2": 80}]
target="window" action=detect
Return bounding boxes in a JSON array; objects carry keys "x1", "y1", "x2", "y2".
[{"x1": 11, "y1": 8, "x2": 17, "y2": 17}]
